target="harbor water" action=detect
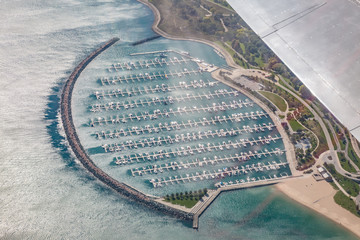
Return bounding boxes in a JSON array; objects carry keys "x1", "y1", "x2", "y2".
[{"x1": 0, "y1": 0, "x2": 358, "y2": 239}]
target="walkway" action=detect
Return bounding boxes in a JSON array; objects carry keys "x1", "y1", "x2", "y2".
[{"x1": 191, "y1": 176, "x2": 296, "y2": 228}]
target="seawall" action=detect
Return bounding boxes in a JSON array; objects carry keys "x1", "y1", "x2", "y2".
[{"x1": 60, "y1": 37, "x2": 193, "y2": 222}]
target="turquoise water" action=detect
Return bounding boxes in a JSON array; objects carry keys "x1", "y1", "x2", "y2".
[{"x1": 0, "y1": 0, "x2": 358, "y2": 239}]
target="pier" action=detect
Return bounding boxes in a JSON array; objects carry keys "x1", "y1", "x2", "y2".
[
  {"x1": 100, "y1": 68, "x2": 202, "y2": 86},
  {"x1": 191, "y1": 176, "x2": 295, "y2": 229},
  {"x1": 89, "y1": 110, "x2": 268, "y2": 127},
  {"x1": 130, "y1": 150, "x2": 285, "y2": 177},
  {"x1": 108, "y1": 55, "x2": 191, "y2": 72},
  {"x1": 93, "y1": 80, "x2": 218, "y2": 99},
  {"x1": 89, "y1": 89, "x2": 243, "y2": 112},
  {"x1": 95, "y1": 122, "x2": 274, "y2": 140}
]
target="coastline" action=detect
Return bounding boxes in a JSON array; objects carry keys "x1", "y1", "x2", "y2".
[
  {"x1": 276, "y1": 177, "x2": 360, "y2": 239},
  {"x1": 137, "y1": 0, "x2": 360, "y2": 238},
  {"x1": 136, "y1": 0, "x2": 238, "y2": 69}
]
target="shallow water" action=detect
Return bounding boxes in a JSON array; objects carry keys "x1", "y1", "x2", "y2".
[{"x1": 0, "y1": 0, "x2": 358, "y2": 239}]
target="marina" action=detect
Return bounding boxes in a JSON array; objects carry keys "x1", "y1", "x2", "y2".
[
  {"x1": 89, "y1": 111, "x2": 268, "y2": 126},
  {"x1": 76, "y1": 47, "x2": 291, "y2": 199},
  {"x1": 107, "y1": 55, "x2": 192, "y2": 72},
  {"x1": 130, "y1": 149, "x2": 285, "y2": 176},
  {"x1": 104, "y1": 134, "x2": 281, "y2": 153},
  {"x1": 90, "y1": 89, "x2": 244, "y2": 112},
  {"x1": 148, "y1": 162, "x2": 289, "y2": 188},
  {"x1": 94, "y1": 122, "x2": 275, "y2": 139},
  {"x1": 99, "y1": 68, "x2": 201, "y2": 86},
  {"x1": 93, "y1": 80, "x2": 219, "y2": 99}
]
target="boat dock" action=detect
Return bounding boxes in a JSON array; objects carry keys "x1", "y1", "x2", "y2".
[
  {"x1": 93, "y1": 80, "x2": 219, "y2": 99},
  {"x1": 108, "y1": 56, "x2": 192, "y2": 72},
  {"x1": 96, "y1": 122, "x2": 274, "y2": 139},
  {"x1": 100, "y1": 68, "x2": 202, "y2": 86},
  {"x1": 147, "y1": 162, "x2": 289, "y2": 188},
  {"x1": 89, "y1": 93, "x2": 251, "y2": 112},
  {"x1": 129, "y1": 50, "x2": 173, "y2": 56},
  {"x1": 105, "y1": 129, "x2": 278, "y2": 152},
  {"x1": 89, "y1": 110, "x2": 268, "y2": 127},
  {"x1": 130, "y1": 150, "x2": 285, "y2": 176},
  {"x1": 95, "y1": 122, "x2": 275, "y2": 139},
  {"x1": 111, "y1": 134, "x2": 282, "y2": 164}
]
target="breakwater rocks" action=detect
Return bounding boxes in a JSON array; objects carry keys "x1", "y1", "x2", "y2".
[
  {"x1": 131, "y1": 35, "x2": 161, "y2": 46},
  {"x1": 60, "y1": 38, "x2": 193, "y2": 222}
]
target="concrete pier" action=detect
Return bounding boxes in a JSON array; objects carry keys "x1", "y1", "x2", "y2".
[{"x1": 191, "y1": 176, "x2": 296, "y2": 229}]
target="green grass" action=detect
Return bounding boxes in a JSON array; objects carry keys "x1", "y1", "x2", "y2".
[
  {"x1": 334, "y1": 191, "x2": 360, "y2": 217},
  {"x1": 324, "y1": 163, "x2": 360, "y2": 197},
  {"x1": 348, "y1": 142, "x2": 360, "y2": 169},
  {"x1": 337, "y1": 152, "x2": 357, "y2": 173},
  {"x1": 303, "y1": 120, "x2": 328, "y2": 158},
  {"x1": 258, "y1": 91, "x2": 287, "y2": 112},
  {"x1": 165, "y1": 198, "x2": 200, "y2": 208},
  {"x1": 254, "y1": 56, "x2": 264, "y2": 68},
  {"x1": 288, "y1": 119, "x2": 304, "y2": 132},
  {"x1": 216, "y1": 41, "x2": 248, "y2": 68},
  {"x1": 164, "y1": 190, "x2": 207, "y2": 208},
  {"x1": 339, "y1": 136, "x2": 347, "y2": 151}
]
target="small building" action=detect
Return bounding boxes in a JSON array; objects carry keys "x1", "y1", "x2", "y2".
[{"x1": 316, "y1": 166, "x2": 332, "y2": 181}]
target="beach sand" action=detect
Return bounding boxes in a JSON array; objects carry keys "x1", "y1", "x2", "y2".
[{"x1": 276, "y1": 176, "x2": 360, "y2": 238}]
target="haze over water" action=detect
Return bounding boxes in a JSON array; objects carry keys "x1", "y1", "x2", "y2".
[{"x1": 0, "y1": 0, "x2": 358, "y2": 239}]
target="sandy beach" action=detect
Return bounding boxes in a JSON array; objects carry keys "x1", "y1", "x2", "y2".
[
  {"x1": 276, "y1": 176, "x2": 360, "y2": 238},
  {"x1": 137, "y1": 0, "x2": 360, "y2": 238}
]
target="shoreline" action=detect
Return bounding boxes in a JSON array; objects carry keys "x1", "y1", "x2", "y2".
[
  {"x1": 136, "y1": 0, "x2": 238, "y2": 69},
  {"x1": 276, "y1": 177, "x2": 360, "y2": 239},
  {"x1": 137, "y1": 0, "x2": 360, "y2": 238}
]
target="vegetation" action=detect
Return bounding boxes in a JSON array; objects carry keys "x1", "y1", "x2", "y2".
[
  {"x1": 164, "y1": 189, "x2": 208, "y2": 208},
  {"x1": 288, "y1": 119, "x2": 304, "y2": 132},
  {"x1": 337, "y1": 152, "x2": 357, "y2": 173},
  {"x1": 348, "y1": 142, "x2": 360, "y2": 169},
  {"x1": 324, "y1": 163, "x2": 360, "y2": 197},
  {"x1": 207, "y1": 0, "x2": 234, "y2": 10},
  {"x1": 334, "y1": 191, "x2": 360, "y2": 218},
  {"x1": 258, "y1": 91, "x2": 287, "y2": 112},
  {"x1": 303, "y1": 120, "x2": 328, "y2": 158}
]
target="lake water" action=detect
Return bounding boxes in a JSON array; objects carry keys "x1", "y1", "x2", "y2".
[{"x1": 0, "y1": 0, "x2": 358, "y2": 239}]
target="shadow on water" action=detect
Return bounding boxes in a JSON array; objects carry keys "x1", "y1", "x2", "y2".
[{"x1": 43, "y1": 77, "x2": 119, "y2": 192}]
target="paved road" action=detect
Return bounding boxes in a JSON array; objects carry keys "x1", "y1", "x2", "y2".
[
  {"x1": 276, "y1": 76, "x2": 334, "y2": 152},
  {"x1": 321, "y1": 151, "x2": 360, "y2": 181}
]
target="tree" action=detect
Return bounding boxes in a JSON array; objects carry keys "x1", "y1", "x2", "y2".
[{"x1": 299, "y1": 85, "x2": 313, "y2": 100}]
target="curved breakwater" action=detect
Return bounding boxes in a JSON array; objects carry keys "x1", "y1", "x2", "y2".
[{"x1": 60, "y1": 37, "x2": 193, "y2": 222}]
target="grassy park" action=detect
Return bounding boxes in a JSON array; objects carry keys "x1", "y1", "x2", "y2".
[
  {"x1": 164, "y1": 189, "x2": 208, "y2": 208},
  {"x1": 258, "y1": 91, "x2": 287, "y2": 112},
  {"x1": 338, "y1": 152, "x2": 357, "y2": 173},
  {"x1": 325, "y1": 163, "x2": 360, "y2": 197}
]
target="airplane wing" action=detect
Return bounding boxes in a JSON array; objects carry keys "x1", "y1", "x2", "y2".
[{"x1": 227, "y1": 0, "x2": 360, "y2": 140}]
